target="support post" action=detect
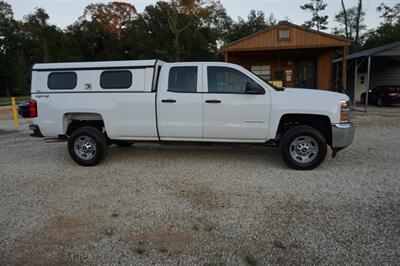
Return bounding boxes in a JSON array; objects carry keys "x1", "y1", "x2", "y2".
[
  {"x1": 224, "y1": 52, "x2": 229, "y2": 62},
  {"x1": 342, "y1": 46, "x2": 348, "y2": 93},
  {"x1": 353, "y1": 58, "x2": 358, "y2": 107},
  {"x1": 335, "y1": 62, "x2": 339, "y2": 91},
  {"x1": 365, "y1": 56, "x2": 371, "y2": 112},
  {"x1": 11, "y1": 97, "x2": 19, "y2": 128}
]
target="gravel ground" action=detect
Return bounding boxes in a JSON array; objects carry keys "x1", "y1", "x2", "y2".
[{"x1": 0, "y1": 107, "x2": 400, "y2": 265}]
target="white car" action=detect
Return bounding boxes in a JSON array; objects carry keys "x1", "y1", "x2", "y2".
[{"x1": 28, "y1": 60, "x2": 354, "y2": 170}]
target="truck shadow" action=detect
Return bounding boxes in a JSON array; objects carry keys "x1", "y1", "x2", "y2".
[{"x1": 105, "y1": 143, "x2": 284, "y2": 169}]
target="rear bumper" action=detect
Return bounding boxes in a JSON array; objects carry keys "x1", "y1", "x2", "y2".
[
  {"x1": 29, "y1": 124, "x2": 44, "y2": 138},
  {"x1": 331, "y1": 123, "x2": 355, "y2": 148}
]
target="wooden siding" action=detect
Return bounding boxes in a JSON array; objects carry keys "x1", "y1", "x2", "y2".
[
  {"x1": 316, "y1": 51, "x2": 332, "y2": 90},
  {"x1": 227, "y1": 48, "x2": 335, "y2": 90},
  {"x1": 223, "y1": 22, "x2": 349, "y2": 52}
]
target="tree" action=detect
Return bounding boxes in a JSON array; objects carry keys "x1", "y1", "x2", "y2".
[
  {"x1": 0, "y1": 1, "x2": 16, "y2": 96},
  {"x1": 300, "y1": 0, "x2": 328, "y2": 31},
  {"x1": 224, "y1": 10, "x2": 276, "y2": 44},
  {"x1": 362, "y1": 3, "x2": 400, "y2": 49},
  {"x1": 376, "y1": 2, "x2": 400, "y2": 25},
  {"x1": 23, "y1": 8, "x2": 52, "y2": 62},
  {"x1": 64, "y1": 2, "x2": 138, "y2": 61},
  {"x1": 355, "y1": 0, "x2": 363, "y2": 44},
  {"x1": 334, "y1": 3, "x2": 366, "y2": 47},
  {"x1": 80, "y1": 2, "x2": 138, "y2": 33},
  {"x1": 340, "y1": 0, "x2": 349, "y2": 38}
]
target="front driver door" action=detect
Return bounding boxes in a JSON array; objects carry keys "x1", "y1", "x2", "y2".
[{"x1": 203, "y1": 65, "x2": 270, "y2": 141}]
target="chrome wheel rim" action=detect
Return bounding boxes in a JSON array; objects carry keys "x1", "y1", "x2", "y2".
[
  {"x1": 74, "y1": 135, "x2": 96, "y2": 160},
  {"x1": 289, "y1": 136, "x2": 319, "y2": 164}
]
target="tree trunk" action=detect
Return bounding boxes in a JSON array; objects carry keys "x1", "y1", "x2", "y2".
[
  {"x1": 340, "y1": 0, "x2": 349, "y2": 38},
  {"x1": 355, "y1": 0, "x2": 362, "y2": 44}
]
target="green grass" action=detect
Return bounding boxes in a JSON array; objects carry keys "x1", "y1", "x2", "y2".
[
  {"x1": 131, "y1": 243, "x2": 146, "y2": 255},
  {"x1": 244, "y1": 255, "x2": 257, "y2": 266},
  {"x1": 0, "y1": 96, "x2": 30, "y2": 106},
  {"x1": 103, "y1": 226, "x2": 115, "y2": 237}
]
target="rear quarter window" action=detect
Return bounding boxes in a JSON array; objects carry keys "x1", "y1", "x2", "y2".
[
  {"x1": 100, "y1": 71, "x2": 132, "y2": 89},
  {"x1": 48, "y1": 72, "x2": 77, "y2": 90}
]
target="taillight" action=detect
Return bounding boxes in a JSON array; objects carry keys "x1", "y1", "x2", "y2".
[
  {"x1": 340, "y1": 100, "x2": 350, "y2": 123},
  {"x1": 388, "y1": 92, "x2": 397, "y2": 97},
  {"x1": 29, "y1": 99, "x2": 37, "y2": 118}
]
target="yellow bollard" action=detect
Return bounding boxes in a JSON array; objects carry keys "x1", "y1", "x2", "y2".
[{"x1": 11, "y1": 97, "x2": 19, "y2": 128}]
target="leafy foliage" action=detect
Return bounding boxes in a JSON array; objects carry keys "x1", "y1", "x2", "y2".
[
  {"x1": 362, "y1": 3, "x2": 400, "y2": 50},
  {"x1": 224, "y1": 10, "x2": 276, "y2": 44},
  {"x1": 333, "y1": 0, "x2": 366, "y2": 51},
  {"x1": 300, "y1": 0, "x2": 328, "y2": 31}
]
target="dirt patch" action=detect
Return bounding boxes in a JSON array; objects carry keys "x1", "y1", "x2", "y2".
[
  {"x1": 236, "y1": 196, "x2": 400, "y2": 265},
  {"x1": 123, "y1": 230, "x2": 195, "y2": 253},
  {"x1": 8, "y1": 215, "x2": 101, "y2": 266},
  {"x1": 165, "y1": 179, "x2": 227, "y2": 209}
]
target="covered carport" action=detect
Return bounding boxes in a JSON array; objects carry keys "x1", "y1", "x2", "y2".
[{"x1": 333, "y1": 42, "x2": 400, "y2": 112}]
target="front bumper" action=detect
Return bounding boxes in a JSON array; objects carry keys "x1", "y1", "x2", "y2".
[{"x1": 331, "y1": 122, "x2": 355, "y2": 148}]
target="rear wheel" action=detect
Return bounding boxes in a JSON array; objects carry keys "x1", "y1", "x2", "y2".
[
  {"x1": 280, "y1": 125, "x2": 327, "y2": 170},
  {"x1": 68, "y1": 126, "x2": 108, "y2": 166}
]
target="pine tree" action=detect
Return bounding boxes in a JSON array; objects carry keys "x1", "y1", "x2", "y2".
[{"x1": 300, "y1": 0, "x2": 328, "y2": 31}]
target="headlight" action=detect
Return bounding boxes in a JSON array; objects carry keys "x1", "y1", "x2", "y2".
[{"x1": 340, "y1": 100, "x2": 350, "y2": 123}]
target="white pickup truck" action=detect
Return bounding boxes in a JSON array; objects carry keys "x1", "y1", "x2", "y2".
[{"x1": 29, "y1": 60, "x2": 354, "y2": 170}]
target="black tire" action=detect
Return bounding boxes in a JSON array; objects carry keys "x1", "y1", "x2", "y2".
[
  {"x1": 114, "y1": 140, "x2": 133, "y2": 148},
  {"x1": 377, "y1": 97, "x2": 384, "y2": 107},
  {"x1": 280, "y1": 125, "x2": 327, "y2": 170},
  {"x1": 68, "y1": 126, "x2": 108, "y2": 166}
]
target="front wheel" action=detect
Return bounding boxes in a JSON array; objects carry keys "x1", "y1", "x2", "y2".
[
  {"x1": 68, "y1": 126, "x2": 108, "y2": 166},
  {"x1": 280, "y1": 125, "x2": 327, "y2": 170}
]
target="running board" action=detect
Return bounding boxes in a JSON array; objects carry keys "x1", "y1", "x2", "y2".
[{"x1": 44, "y1": 136, "x2": 67, "y2": 143}]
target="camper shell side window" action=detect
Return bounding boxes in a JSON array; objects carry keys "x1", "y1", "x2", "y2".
[
  {"x1": 47, "y1": 72, "x2": 77, "y2": 90},
  {"x1": 100, "y1": 70, "x2": 132, "y2": 89}
]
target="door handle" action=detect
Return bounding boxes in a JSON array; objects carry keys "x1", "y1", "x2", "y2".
[
  {"x1": 161, "y1": 99, "x2": 176, "y2": 103},
  {"x1": 205, "y1": 100, "x2": 221, "y2": 104}
]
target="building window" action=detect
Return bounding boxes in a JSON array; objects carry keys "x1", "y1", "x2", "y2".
[
  {"x1": 168, "y1": 66, "x2": 198, "y2": 93},
  {"x1": 251, "y1": 65, "x2": 271, "y2": 80},
  {"x1": 278, "y1": 29, "x2": 290, "y2": 39},
  {"x1": 48, "y1": 72, "x2": 77, "y2": 90},
  {"x1": 100, "y1": 71, "x2": 132, "y2": 89}
]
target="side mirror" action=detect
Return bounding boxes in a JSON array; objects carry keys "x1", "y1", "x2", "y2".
[{"x1": 245, "y1": 82, "x2": 265, "y2": 95}]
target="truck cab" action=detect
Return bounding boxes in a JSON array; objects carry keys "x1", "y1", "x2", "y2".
[{"x1": 29, "y1": 60, "x2": 354, "y2": 170}]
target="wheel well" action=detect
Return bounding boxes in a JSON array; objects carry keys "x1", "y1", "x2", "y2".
[
  {"x1": 64, "y1": 113, "x2": 105, "y2": 136},
  {"x1": 277, "y1": 114, "x2": 332, "y2": 145}
]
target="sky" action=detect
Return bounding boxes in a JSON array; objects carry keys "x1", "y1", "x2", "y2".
[{"x1": 5, "y1": 0, "x2": 397, "y2": 32}]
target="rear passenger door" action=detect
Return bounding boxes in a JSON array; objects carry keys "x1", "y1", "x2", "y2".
[{"x1": 157, "y1": 64, "x2": 203, "y2": 140}]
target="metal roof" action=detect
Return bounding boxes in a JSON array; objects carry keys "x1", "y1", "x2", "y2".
[{"x1": 333, "y1": 42, "x2": 400, "y2": 63}]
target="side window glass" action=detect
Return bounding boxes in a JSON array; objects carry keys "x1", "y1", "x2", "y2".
[
  {"x1": 48, "y1": 72, "x2": 77, "y2": 90},
  {"x1": 207, "y1": 66, "x2": 254, "y2": 93},
  {"x1": 100, "y1": 71, "x2": 132, "y2": 89},
  {"x1": 168, "y1": 66, "x2": 198, "y2": 93}
]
